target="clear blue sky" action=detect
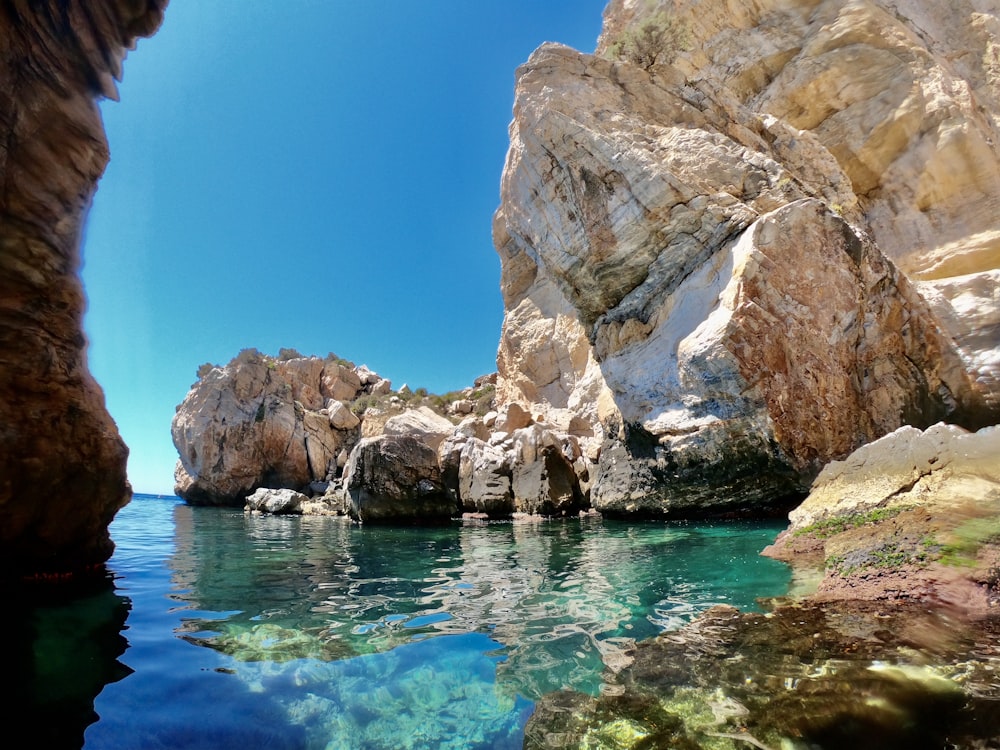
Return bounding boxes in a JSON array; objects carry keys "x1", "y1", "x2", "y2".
[{"x1": 82, "y1": 1, "x2": 609, "y2": 495}]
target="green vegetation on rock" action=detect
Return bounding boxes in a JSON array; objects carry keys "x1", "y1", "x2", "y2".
[{"x1": 794, "y1": 505, "x2": 912, "y2": 539}]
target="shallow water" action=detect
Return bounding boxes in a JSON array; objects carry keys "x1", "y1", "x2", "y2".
[{"x1": 20, "y1": 495, "x2": 792, "y2": 749}]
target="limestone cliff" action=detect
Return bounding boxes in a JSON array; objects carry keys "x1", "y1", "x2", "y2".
[
  {"x1": 492, "y1": 0, "x2": 997, "y2": 515},
  {"x1": 0, "y1": 1, "x2": 167, "y2": 579}
]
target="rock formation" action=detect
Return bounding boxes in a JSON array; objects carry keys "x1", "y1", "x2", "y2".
[
  {"x1": 172, "y1": 349, "x2": 373, "y2": 505},
  {"x1": 345, "y1": 435, "x2": 453, "y2": 523},
  {"x1": 490, "y1": 0, "x2": 998, "y2": 516},
  {"x1": 764, "y1": 422, "x2": 1000, "y2": 613},
  {"x1": 601, "y1": 0, "x2": 1000, "y2": 400},
  {"x1": 0, "y1": 0, "x2": 167, "y2": 579}
]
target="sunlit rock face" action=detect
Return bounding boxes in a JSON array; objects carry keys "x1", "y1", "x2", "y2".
[
  {"x1": 493, "y1": 1, "x2": 995, "y2": 515},
  {"x1": 0, "y1": 1, "x2": 167, "y2": 578},
  {"x1": 601, "y1": 0, "x2": 1000, "y2": 405},
  {"x1": 172, "y1": 350, "x2": 367, "y2": 506}
]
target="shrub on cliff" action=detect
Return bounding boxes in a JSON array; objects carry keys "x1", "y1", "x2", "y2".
[{"x1": 606, "y1": 9, "x2": 690, "y2": 69}]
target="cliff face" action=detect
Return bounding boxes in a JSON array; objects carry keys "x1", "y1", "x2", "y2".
[
  {"x1": 172, "y1": 349, "x2": 392, "y2": 505},
  {"x1": 493, "y1": 0, "x2": 998, "y2": 515},
  {"x1": 0, "y1": 1, "x2": 167, "y2": 578}
]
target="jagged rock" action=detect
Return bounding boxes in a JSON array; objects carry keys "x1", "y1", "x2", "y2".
[
  {"x1": 450, "y1": 399, "x2": 474, "y2": 415},
  {"x1": 457, "y1": 438, "x2": 514, "y2": 516},
  {"x1": 345, "y1": 435, "x2": 454, "y2": 523},
  {"x1": 0, "y1": 0, "x2": 167, "y2": 579},
  {"x1": 321, "y1": 363, "x2": 362, "y2": 402},
  {"x1": 172, "y1": 350, "x2": 359, "y2": 505},
  {"x1": 494, "y1": 35, "x2": 982, "y2": 516},
  {"x1": 512, "y1": 444, "x2": 582, "y2": 516},
  {"x1": 495, "y1": 402, "x2": 533, "y2": 433},
  {"x1": 370, "y1": 378, "x2": 392, "y2": 396},
  {"x1": 382, "y1": 406, "x2": 455, "y2": 450},
  {"x1": 244, "y1": 488, "x2": 307, "y2": 515}
]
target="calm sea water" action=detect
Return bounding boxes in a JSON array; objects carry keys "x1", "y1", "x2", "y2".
[{"x1": 19, "y1": 494, "x2": 791, "y2": 749}]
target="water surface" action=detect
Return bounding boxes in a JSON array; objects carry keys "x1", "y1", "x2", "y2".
[{"x1": 47, "y1": 495, "x2": 790, "y2": 748}]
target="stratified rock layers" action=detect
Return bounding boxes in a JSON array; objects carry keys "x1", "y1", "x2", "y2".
[
  {"x1": 0, "y1": 1, "x2": 167, "y2": 578},
  {"x1": 493, "y1": 0, "x2": 996, "y2": 515}
]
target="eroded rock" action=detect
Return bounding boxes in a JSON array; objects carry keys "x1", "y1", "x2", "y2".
[
  {"x1": 172, "y1": 350, "x2": 362, "y2": 505},
  {"x1": 0, "y1": 0, "x2": 167, "y2": 579},
  {"x1": 493, "y1": 22, "x2": 986, "y2": 516},
  {"x1": 345, "y1": 435, "x2": 454, "y2": 523}
]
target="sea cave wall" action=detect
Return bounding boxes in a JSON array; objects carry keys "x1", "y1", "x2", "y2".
[{"x1": 0, "y1": 0, "x2": 167, "y2": 579}]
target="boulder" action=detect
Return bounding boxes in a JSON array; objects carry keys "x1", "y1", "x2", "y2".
[
  {"x1": 382, "y1": 406, "x2": 455, "y2": 450},
  {"x1": 764, "y1": 423, "x2": 1000, "y2": 614},
  {"x1": 512, "y1": 444, "x2": 582, "y2": 516},
  {"x1": 327, "y1": 399, "x2": 361, "y2": 430},
  {"x1": 457, "y1": 438, "x2": 514, "y2": 516},
  {"x1": 321, "y1": 363, "x2": 362, "y2": 402},
  {"x1": 778, "y1": 423, "x2": 1000, "y2": 535},
  {"x1": 245, "y1": 488, "x2": 307, "y2": 515},
  {"x1": 345, "y1": 435, "x2": 455, "y2": 523},
  {"x1": 0, "y1": 0, "x2": 167, "y2": 579}
]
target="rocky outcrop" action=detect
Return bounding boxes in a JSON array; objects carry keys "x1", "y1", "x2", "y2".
[
  {"x1": 764, "y1": 422, "x2": 1000, "y2": 613},
  {"x1": 440, "y1": 418, "x2": 589, "y2": 517},
  {"x1": 494, "y1": 31, "x2": 982, "y2": 516},
  {"x1": 172, "y1": 349, "x2": 372, "y2": 505},
  {"x1": 0, "y1": 0, "x2": 167, "y2": 579}
]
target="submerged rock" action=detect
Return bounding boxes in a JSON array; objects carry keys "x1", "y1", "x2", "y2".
[
  {"x1": 525, "y1": 601, "x2": 1000, "y2": 749},
  {"x1": 0, "y1": 0, "x2": 167, "y2": 579}
]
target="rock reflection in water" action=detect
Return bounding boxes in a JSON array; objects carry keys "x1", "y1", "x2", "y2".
[
  {"x1": 166, "y1": 506, "x2": 790, "y2": 702},
  {"x1": 3, "y1": 576, "x2": 132, "y2": 748}
]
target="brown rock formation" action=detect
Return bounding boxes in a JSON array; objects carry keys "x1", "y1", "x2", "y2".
[
  {"x1": 0, "y1": 0, "x2": 167, "y2": 579},
  {"x1": 764, "y1": 422, "x2": 1000, "y2": 615}
]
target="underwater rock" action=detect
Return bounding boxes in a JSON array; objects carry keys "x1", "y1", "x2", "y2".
[{"x1": 524, "y1": 600, "x2": 1000, "y2": 749}]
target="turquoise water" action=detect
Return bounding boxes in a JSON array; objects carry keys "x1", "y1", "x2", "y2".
[{"x1": 24, "y1": 494, "x2": 791, "y2": 749}]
